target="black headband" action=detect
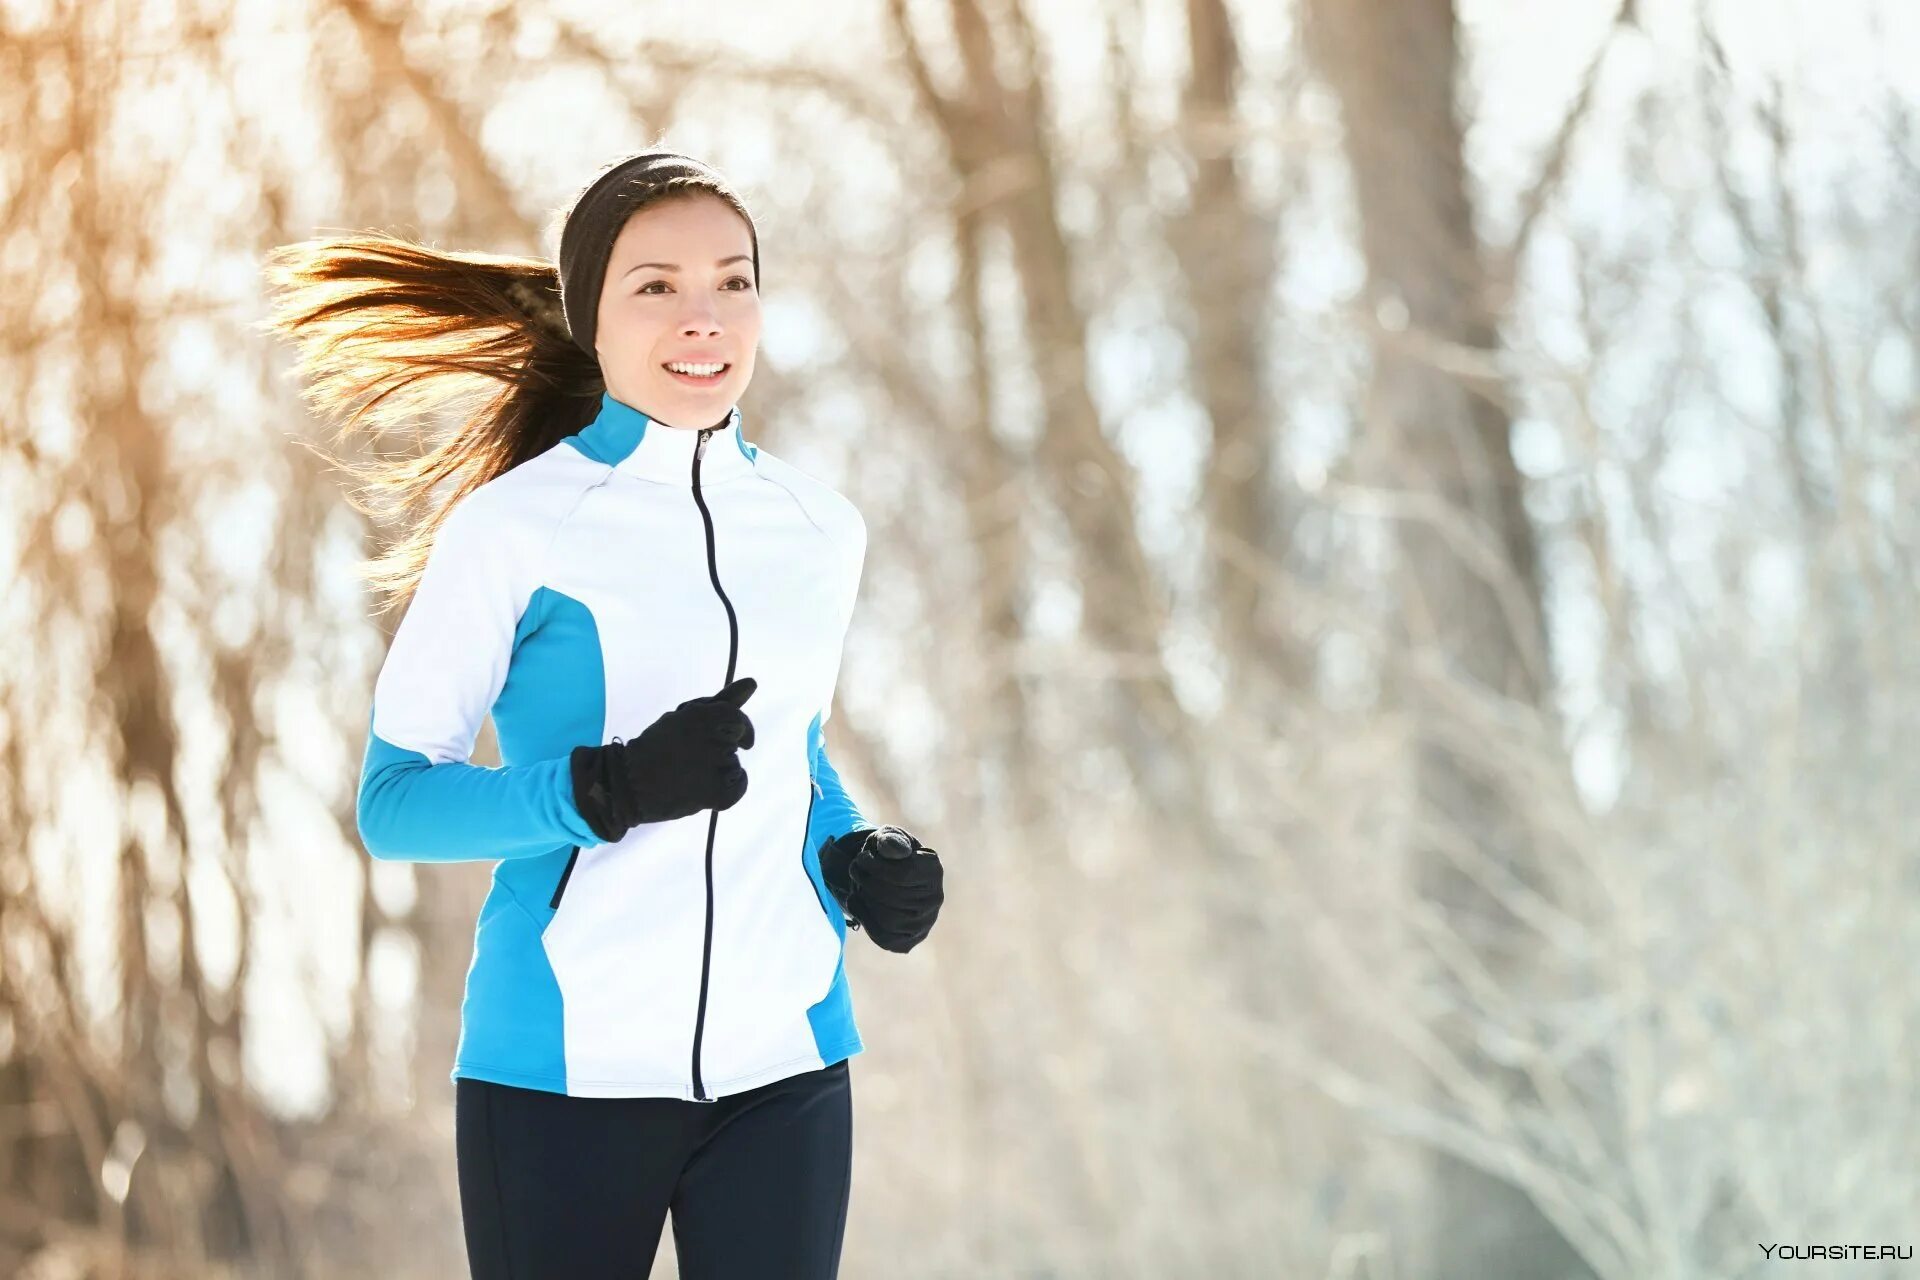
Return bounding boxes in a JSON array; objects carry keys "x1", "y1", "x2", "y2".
[{"x1": 556, "y1": 150, "x2": 760, "y2": 359}]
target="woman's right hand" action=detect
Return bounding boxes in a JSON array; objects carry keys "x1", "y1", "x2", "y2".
[{"x1": 568, "y1": 676, "x2": 758, "y2": 842}]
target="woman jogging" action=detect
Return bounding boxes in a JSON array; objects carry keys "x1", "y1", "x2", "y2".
[{"x1": 263, "y1": 148, "x2": 946, "y2": 1279}]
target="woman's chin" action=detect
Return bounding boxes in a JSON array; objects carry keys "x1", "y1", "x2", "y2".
[{"x1": 649, "y1": 382, "x2": 737, "y2": 425}]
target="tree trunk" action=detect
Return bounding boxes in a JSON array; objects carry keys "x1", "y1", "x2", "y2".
[{"x1": 1302, "y1": 2, "x2": 1587, "y2": 1276}]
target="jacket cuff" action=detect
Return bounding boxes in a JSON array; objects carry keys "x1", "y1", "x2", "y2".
[
  {"x1": 568, "y1": 744, "x2": 625, "y2": 845},
  {"x1": 817, "y1": 827, "x2": 874, "y2": 922}
]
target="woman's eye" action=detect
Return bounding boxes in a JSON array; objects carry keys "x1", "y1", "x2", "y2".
[{"x1": 638, "y1": 279, "x2": 749, "y2": 294}]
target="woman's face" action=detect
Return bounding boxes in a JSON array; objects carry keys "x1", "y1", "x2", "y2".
[{"x1": 594, "y1": 194, "x2": 760, "y2": 431}]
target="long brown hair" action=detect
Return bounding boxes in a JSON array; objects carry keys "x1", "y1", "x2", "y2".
[{"x1": 260, "y1": 163, "x2": 756, "y2": 616}]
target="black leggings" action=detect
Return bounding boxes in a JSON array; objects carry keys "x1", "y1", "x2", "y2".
[{"x1": 454, "y1": 1060, "x2": 852, "y2": 1279}]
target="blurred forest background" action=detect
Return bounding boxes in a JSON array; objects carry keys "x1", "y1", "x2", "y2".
[{"x1": 3, "y1": 0, "x2": 1918, "y2": 1275}]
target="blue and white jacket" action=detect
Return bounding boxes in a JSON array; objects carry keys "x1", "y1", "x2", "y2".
[{"x1": 356, "y1": 390, "x2": 875, "y2": 1101}]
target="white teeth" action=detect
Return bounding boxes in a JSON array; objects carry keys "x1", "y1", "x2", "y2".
[{"x1": 666, "y1": 361, "x2": 725, "y2": 376}]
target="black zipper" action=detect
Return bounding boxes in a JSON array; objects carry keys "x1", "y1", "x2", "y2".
[
  {"x1": 548, "y1": 845, "x2": 581, "y2": 910},
  {"x1": 688, "y1": 424, "x2": 739, "y2": 1102}
]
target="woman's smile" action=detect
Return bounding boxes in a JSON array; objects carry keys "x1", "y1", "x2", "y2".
[{"x1": 662, "y1": 360, "x2": 731, "y2": 386}]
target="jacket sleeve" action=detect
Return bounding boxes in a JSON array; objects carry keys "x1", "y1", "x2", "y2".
[
  {"x1": 807, "y1": 498, "x2": 875, "y2": 848},
  {"x1": 356, "y1": 491, "x2": 602, "y2": 862},
  {"x1": 809, "y1": 737, "x2": 873, "y2": 846}
]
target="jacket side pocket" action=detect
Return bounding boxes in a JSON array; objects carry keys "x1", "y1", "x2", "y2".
[{"x1": 548, "y1": 845, "x2": 581, "y2": 910}]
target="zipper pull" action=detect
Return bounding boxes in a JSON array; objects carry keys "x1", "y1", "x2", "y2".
[{"x1": 694, "y1": 427, "x2": 712, "y2": 460}]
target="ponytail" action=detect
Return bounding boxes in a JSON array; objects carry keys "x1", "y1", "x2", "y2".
[{"x1": 259, "y1": 232, "x2": 602, "y2": 614}]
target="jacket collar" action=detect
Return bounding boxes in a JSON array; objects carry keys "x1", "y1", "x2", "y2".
[{"x1": 568, "y1": 390, "x2": 758, "y2": 485}]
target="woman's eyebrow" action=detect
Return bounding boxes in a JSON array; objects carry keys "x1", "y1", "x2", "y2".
[{"x1": 623, "y1": 255, "x2": 753, "y2": 277}]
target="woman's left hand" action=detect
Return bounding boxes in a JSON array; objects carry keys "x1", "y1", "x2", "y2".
[{"x1": 838, "y1": 826, "x2": 944, "y2": 953}]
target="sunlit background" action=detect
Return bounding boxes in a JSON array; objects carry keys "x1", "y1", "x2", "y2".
[{"x1": 4, "y1": 0, "x2": 1918, "y2": 1275}]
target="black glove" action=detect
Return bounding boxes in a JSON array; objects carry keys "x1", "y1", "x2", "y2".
[
  {"x1": 818, "y1": 825, "x2": 944, "y2": 953},
  {"x1": 569, "y1": 676, "x2": 757, "y2": 842}
]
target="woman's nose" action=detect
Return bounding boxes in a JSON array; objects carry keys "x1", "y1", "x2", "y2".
[{"x1": 678, "y1": 303, "x2": 722, "y2": 337}]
